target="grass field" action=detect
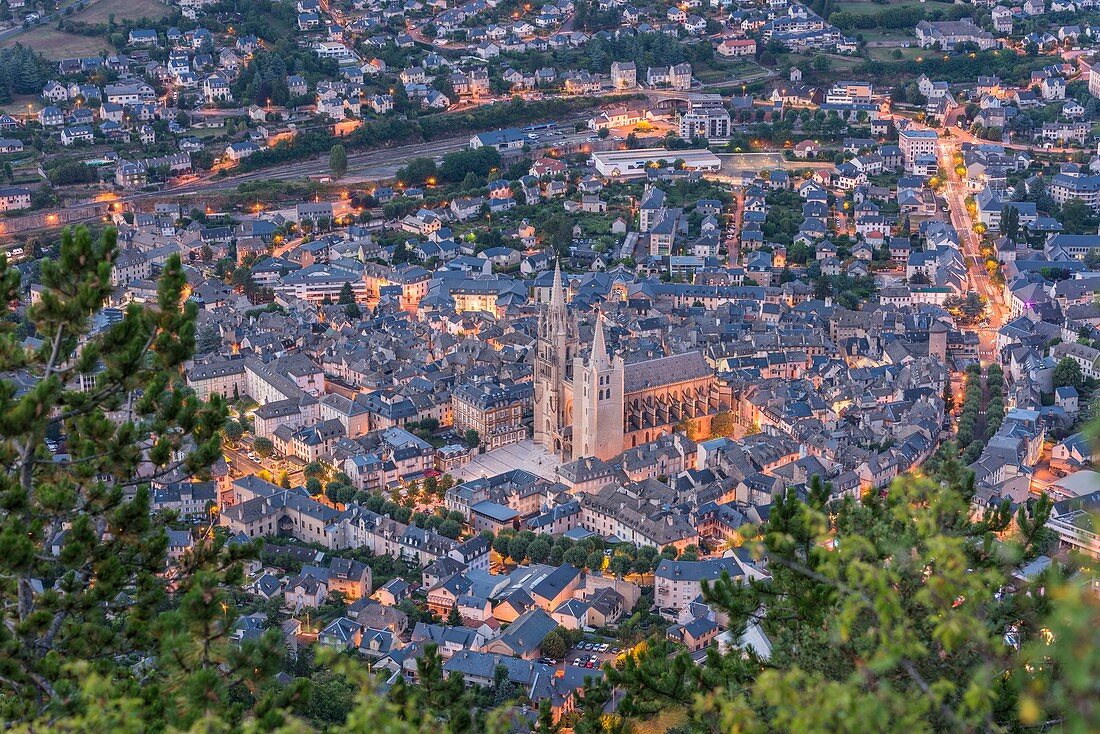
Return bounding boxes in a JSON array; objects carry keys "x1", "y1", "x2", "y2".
[
  {"x1": 74, "y1": 0, "x2": 170, "y2": 24},
  {"x1": 835, "y1": 0, "x2": 937, "y2": 13},
  {"x1": 0, "y1": 27, "x2": 113, "y2": 58},
  {"x1": 867, "y1": 45, "x2": 924, "y2": 61}
]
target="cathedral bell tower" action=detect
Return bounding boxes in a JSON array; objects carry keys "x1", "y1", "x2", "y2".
[
  {"x1": 534, "y1": 262, "x2": 577, "y2": 457},
  {"x1": 572, "y1": 312, "x2": 625, "y2": 461}
]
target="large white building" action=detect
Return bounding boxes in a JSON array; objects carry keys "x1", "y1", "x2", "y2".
[
  {"x1": 590, "y1": 148, "x2": 721, "y2": 178},
  {"x1": 898, "y1": 129, "x2": 939, "y2": 173}
]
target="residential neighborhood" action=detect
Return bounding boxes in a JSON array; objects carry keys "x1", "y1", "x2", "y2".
[{"x1": 2, "y1": 0, "x2": 1100, "y2": 730}]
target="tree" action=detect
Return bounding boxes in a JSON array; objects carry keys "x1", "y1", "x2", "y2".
[
  {"x1": 396, "y1": 156, "x2": 439, "y2": 186},
  {"x1": 606, "y1": 460, "x2": 1093, "y2": 733},
  {"x1": 338, "y1": 281, "x2": 355, "y2": 305},
  {"x1": 345, "y1": 302, "x2": 362, "y2": 320},
  {"x1": 252, "y1": 436, "x2": 274, "y2": 457},
  {"x1": 586, "y1": 551, "x2": 605, "y2": 573},
  {"x1": 508, "y1": 534, "x2": 530, "y2": 562},
  {"x1": 563, "y1": 546, "x2": 588, "y2": 567},
  {"x1": 463, "y1": 429, "x2": 480, "y2": 448},
  {"x1": 447, "y1": 604, "x2": 462, "y2": 626},
  {"x1": 527, "y1": 538, "x2": 551, "y2": 564},
  {"x1": 1053, "y1": 356, "x2": 1083, "y2": 390},
  {"x1": 1001, "y1": 204, "x2": 1020, "y2": 241},
  {"x1": 540, "y1": 630, "x2": 567, "y2": 660},
  {"x1": 1059, "y1": 198, "x2": 1096, "y2": 234},
  {"x1": 438, "y1": 519, "x2": 461, "y2": 539},
  {"x1": 0, "y1": 227, "x2": 285, "y2": 727},
  {"x1": 223, "y1": 419, "x2": 244, "y2": 442},
  {"x1": 329, "y1": 143, "x2": 347, "y2": 179},
  {"x1": 710, "y1": 411, "x2": 735, "y2": 437}
]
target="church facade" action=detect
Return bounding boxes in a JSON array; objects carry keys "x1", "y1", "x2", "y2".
[{"x1": 534, "y1": 266, "x2": 722, "y2": 461}]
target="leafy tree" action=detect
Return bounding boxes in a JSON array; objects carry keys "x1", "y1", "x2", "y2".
[
  {"x1": 608, "y1": 461, "x2": 1085, "y2": 733},
  {"x1": 1058, "y1": 198, "x2": 1097, "y2": 234},
  {"x1": 252, "y1": 436, "x2": 274, "y2": 457},
  {"x1": 1053, "y1": 356, "x2": 1083, "y2": 390},
  {"x1": 223, "y1": 419, "x2": 244, "y2": 441},
  {"x1": 463, "y1": 429, "x2": 480, "y2": 448},
  {"x1": 306, "y1": 477, "x2": 323, "y2": 495},
  {"x1": 447, "y1": 604, "x2": 462, "y2": 626},
  {"x1": 328, "y1": 143, "x2": 347, "y2": 179},
  {"x1": 396, "y1": 156, "x2": 438, "y2": 186},
  {"x1": 563, "y1": 546, "x2": 588, "y2": 567},
  {"x1": 710, "y1": 411, "x2": 735, "y2": 437},
  {"x1": 438, "y1": 519, "x2": 461, "y2": 539},
  {"x1": 508, "y1": 534, "x2": 530, "y2": 563},
  {"x1": 527, "y1": 538, "x2": 551, "y2": 564},
  {"x1": 540, "y1": 630, "x2": 567, "y2": 660}
]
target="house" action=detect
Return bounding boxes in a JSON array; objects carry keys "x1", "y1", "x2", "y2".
[
  {"x1": 318, "y1": 617, "x2": 362, "y2": 650},
  {"x1": 128, "y1": 29, "x2": 159, "y2": 47},
  {"x1": 470, "y1": 128, "x2": 525, "y2": 151},
  {"x1": 0, "y1": 187, "x2": 31, "y2": 212},
  {"x1": 717, "y1": 38, "x2": 756, "y2": 57},
  {"x1": 655, "y1": 555, "x2": 759, "y2": 617},
  {"x1": 482, "y1": 607, "x2": 557, "y2": 659},
  {"x1": 38, "y1": 106, "x2": 64, "y2": 127},
  {"x1": 225, "y1": 141, "x2": 261, "y2": 162},
  {"x1": 60, "y1": 124, "x2": 93, "y2": 146}
]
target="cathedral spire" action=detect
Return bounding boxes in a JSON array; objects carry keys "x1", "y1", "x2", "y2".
[
  {"x1": 591, "y1": 310, "x2": 611, "y2": 370},
  {"x1": 549, "y1": 260, "x2": 565, "y2": 311}
]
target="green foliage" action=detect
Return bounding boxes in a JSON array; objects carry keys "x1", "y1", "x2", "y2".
[
  {"x1": 439, "y1": 147, "x2": 501, "y2": 184},
  {"x1": 607, "y1": 461, "x2": 1099, "y2": 733},
  {"x1": 0, "y1": 227, "x2": 290, "y2": 728},
  {"x1": 540, "y1": 629, "x2": 567, "y2": 660},
  {"x1": 397, "y1": 157, "x2": 438, "y2": 187},
  {"x1": 45, "y1": 159, "x2": 99, "y2": 186},
  {"x1": 1053, "y1": 357, "x2": 1083, "y2": 390},
  {"x1": 252, "y1": 436, "x2": 274, "y2": 457},
  {"x1": 0, "y1": 44, "x2": 56, "y2": 104},
  {"x1": 329, "y1": 144, "x2": 347, "y2": 179}
]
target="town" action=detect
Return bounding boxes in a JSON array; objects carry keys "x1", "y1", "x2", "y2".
[{"x1": 1, "y1": 0, "x2": 1100, "y2": 730}]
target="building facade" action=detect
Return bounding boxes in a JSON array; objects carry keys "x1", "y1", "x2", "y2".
[{"x1": 534, "y1": 265, "x2": 721, "y2": 461}]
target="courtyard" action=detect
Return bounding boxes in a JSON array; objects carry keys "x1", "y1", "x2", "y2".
[{"x1": 453, "y1": 439, "x2": 563, "y2": 482}]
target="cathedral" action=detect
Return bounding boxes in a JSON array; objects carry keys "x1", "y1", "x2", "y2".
[{"x1": 534, "y1": 265, "x2": 722, "y2": 462}]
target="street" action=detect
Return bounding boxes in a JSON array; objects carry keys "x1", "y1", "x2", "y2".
[{"x1": 937, "y1": 137, "x2": 1006, "y2": 364}]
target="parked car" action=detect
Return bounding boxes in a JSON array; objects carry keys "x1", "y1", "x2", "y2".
[
  {"x1": 573, "y1": 658, "x2": 582, "y2": 666},
  {"x1": 585, "y1": 660, "x2": 594, "y2": 668}
]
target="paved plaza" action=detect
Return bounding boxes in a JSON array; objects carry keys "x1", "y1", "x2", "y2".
[{"x1": 453, "y1": 439, "x2": 562, "y2": 482}]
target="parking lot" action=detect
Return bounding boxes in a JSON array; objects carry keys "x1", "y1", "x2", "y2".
[{"x1": 565, "y1": 640, "x2": 621, "y2": 671}]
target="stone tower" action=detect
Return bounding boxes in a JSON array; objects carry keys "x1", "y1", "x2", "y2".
[
  {"x1": 572, "y1": 312, "x2": 625, "y2": 461},
  {"x1": 928, "y1": 319, "x2": 948, "y2": 362},
  {"x1": 534, "y1": 263, "x2": 577, "y2": 457}
]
